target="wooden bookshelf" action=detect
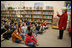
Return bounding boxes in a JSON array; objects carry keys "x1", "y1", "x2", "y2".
[{"x1": 1, "y1": 9, "x2": 54, "y2": 27}]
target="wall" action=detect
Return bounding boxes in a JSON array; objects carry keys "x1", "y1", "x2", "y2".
[
  {"x1": 24, "y1": 1, "x2": 65, "y2": 18},
  {"x1": 1, "y1": 1, "x2": 65, "y2": 18}
]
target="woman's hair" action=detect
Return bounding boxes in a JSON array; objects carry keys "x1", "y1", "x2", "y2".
[
  {"x1": 65, "y1": 9, "x2": 67, "y2": 13},
  {"x1": 63, "y1": 9, "x2": 67, "y2": 13}
]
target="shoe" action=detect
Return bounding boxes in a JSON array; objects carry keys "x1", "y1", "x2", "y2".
[
  {"x1": 58, "y1": 38, "x2": 62, "y2": 40},
  {"x1": 58, "y1": 37, "x2": 62, "y2": 39},
  {"x1": 6, "y1": 38, "x2": 10, "y2": 40}
]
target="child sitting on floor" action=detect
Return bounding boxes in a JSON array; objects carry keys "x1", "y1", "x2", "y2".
[
  {"x1": 37, "y1": 24, "x2": 44, "y2": 34},
  {"x1": 30, "y1": 24, "x2": 38, "y2": 38},
  {"x1": 35, "y1": 23, "x2": 44, "y2": 34},
  {"x1": 42, "y1": 21, "x2": 48, "y2": 30},
  {"x1": 9, "y1": 23, "x2": 14, "y2": 33},
  {"x1": 13, "y1": 23, "x2": 18, "y2": 29},
  {"x1": 19, "y1": 23, "x2": 25, "y2": 40},
  {"x1": 19, "y1": 23, "x2": 23, "y2": 33},
  {"x1": 12, "y1": 28, "x2": 25, "y2": 43},
  {"x1": 25, "y1": 30, "x2": 39, "y2": 47},
  {"x1": 21, "y1": 23, "x2": 27, "y2": 34},
  {"x1": 30, "y1": 24, "x2": 36, "y2": 33},
  {"x1": 21, "y1": 23, "x2": 27, "y2": 38},
  {"x1": 44, "y1": 21, "x2": 48, "y2": 29}
]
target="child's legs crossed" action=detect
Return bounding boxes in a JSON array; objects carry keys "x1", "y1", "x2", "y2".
[
  {"x1": 27, "y1": 42, "x2": 36, "y2": 47},
  {"x1": 15, "y1": 38, "x2": 21, "y2": 43}
]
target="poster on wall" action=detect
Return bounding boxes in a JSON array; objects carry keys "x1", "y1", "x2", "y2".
[
  {"x1": 34, "y1": 2, "x2": 44, "y2": 10},
  {"x1": 1, "y1": 3, "x2": 5, "y2": 9},
  {"x1": 66, "y1": 2, "x2": 71, "y2": 18},
  {"x1": 65, "y1": 2, "x2": 71, "y2": 28},
  {"x1": 66, "y1": 2, "x2": 71, "y2": 11},
  {"x1": 65, "y1": 2, "x2": 71, "y2": 19}
]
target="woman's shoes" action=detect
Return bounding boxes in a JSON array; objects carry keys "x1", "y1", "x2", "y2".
[{"x1": 58, "y1": 37, "x2": 62, "y2": 40}]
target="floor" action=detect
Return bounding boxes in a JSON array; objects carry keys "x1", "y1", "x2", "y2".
[{"x1": 1, "y1": 29, "x2": 71, "y2": 47}]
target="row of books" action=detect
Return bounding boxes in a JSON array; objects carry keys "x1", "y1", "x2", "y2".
[
  {"x1": 33, "y1": 11, "x2": 42, "y2": 14},
  {"x1": 1, "y1": 10, "x2": 53, "y2": 14},
  {"x1": 47, "y1": 24, "x2": 52, "y2": 27},
  {"x1": 43, "y1": 16, "x2": 52, "y2": 19},
  {"x1": 33, "y1": 15, "x2": 42, "y2": 18},
  {"x1": 25, "y1": 15, "x2": 31, "y2": 18},
  {"x1": 43, "y1": 12, "x2": 53, "y2": 15},
  {"x1": 23, "y1": 11, "x2": 42, "y2": 14},
  {"x1": 23, "y1": 6, "x2": 53, "y2": 10}
]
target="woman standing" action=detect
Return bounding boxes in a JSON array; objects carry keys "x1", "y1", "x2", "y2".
[{"x1": 57, "y1": 7, "x2": 68, "y2": 39}]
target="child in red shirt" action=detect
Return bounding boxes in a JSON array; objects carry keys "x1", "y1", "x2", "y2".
[{"x1": 25, "y1": 31, "x2": 39, "y2": 47}]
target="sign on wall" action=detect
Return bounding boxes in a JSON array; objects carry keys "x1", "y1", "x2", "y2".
[
  {"x1": 1, "y1": 3, "x2": 5, "y2": 9},
  {"x1": 34, "y1": 2, "x2": 44, "y2": 9},
  {"x1": 65, "y1": 2, "x2": 71, "y2": 28},
  {"x1": 66, "y1": 2, "x2": 71, "y2": 11}
]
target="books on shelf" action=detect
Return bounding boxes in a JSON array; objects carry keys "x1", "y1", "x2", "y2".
[
  {"x1": 53, "y1": 18, "x2": 59, "y2": 26},
  {"x1": 25, "y1": 11, "x2": 32, "y2": 14},
  {"x1": 43, "y1": 16, "x2": 52, "y2": 19},
  {"x1": 47, "y1": 24, "x2": 52, "y2": 27},
  {"x1": 43, "y1": 11, "x2": 53, "y2": 15},
  {"x1": 1, "y1": 9, "x2": 53, "y2": 26},
  {"x1": 33, "y1": 15, "x2": 42, "y2": 18},
  {"x1": 33, "y1": 11, "x2": 42, "y2": 14},
  {"x1": 25, "y1": 15, "x2": 31, "y2": 18}
]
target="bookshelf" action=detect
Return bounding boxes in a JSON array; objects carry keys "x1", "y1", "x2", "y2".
[{"x1": 1, "y1": 9, "x2": 54, "y2": 27}]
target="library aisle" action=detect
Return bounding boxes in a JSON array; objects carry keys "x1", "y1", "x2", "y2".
[{"x1": 1, "y1": 29, "x2": 71, "y2": 47}]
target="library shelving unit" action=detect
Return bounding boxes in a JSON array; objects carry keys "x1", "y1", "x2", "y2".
[
  {"x1": 21, "y1": 9, "x2": 54, "y2": 27},
  {"x1": 1, "y1": 9, "x2": 17, "y2": 19},
  {"x1": 1, "y1": 9, "x2": 54, "y2": 27},
  {"x1": 52, "y1": 18, "x2": 58, "y2": 29}
]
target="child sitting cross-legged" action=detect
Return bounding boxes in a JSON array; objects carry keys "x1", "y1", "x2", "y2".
[
  {"x1": 30, "y1": 24, "x2": 38, "y2": 38},
  {"x1": 25, "y1": 30, "x2": 39, "y2": 47},
  {"x1": 12, "y1": 28, "x2": 24, "y2": 43},
  {"x1": 36, "y1": 24, "x2": 44, "y2": 34},
  {"x1": 19, "y1": 23, "x2": 25, "y2": 40},
  {"x1": 21, "y1": 23, "x2": 27, "y2": 34},
  {"x1": 42, "y1": 21, "x2": 48, "y2": 30}
]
